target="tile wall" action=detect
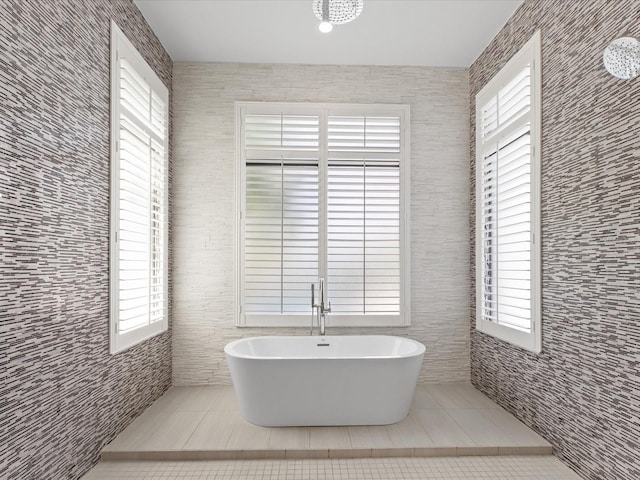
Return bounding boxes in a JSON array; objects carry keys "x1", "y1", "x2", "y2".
[
  {"x1": 0, "y1": 1, "x2": 173, "y2": 478},
  {"x1": 469, "y1": 1, "x2": 640, "y2": 479},
  {"x1": 172, "y1": 63, "x2": 470, "y2": 385}
]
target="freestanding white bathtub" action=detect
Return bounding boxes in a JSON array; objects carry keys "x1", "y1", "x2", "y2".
[{"x1": 224, "y1": 335, "x2": 425, "y2": 427}]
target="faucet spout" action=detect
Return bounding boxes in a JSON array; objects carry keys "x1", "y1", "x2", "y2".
[{"x1": 311, "y1": 277, "x2": 331, "y2": 337}]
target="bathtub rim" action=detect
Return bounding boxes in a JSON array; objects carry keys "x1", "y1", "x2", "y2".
[{"x1": 224, "y1": 335, "x2": 426, "y2": 361}]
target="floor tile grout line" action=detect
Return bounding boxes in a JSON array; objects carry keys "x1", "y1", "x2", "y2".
[
  {"x1": 403, "y1": 411, "x2": 438, "y2": 447},
  {"x1": 179, "y1": 409, "x2": 209, "y2": 450},
  {"x1": 471, "y1": 407, "x2": 534, "y2": 447},
  {"x1": 442, "y1": 409, "x2": 485, "y2": 447},
  {"x1": 446, "y1": 408, "x2": 500, "y2": 447},
  {"x1": 412, "y1": 408, "x2": 475, "y2": 447}
]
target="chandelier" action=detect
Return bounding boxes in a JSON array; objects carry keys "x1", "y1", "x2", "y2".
[{"x1": 312, "y1": 0, "x2": 364, "y2": 33}]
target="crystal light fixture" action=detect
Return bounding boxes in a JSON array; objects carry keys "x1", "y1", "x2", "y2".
[
  {"x1": 313, "y1": 0, "x2": 364, "y2": 34},
  {"x1": 603, "y1": 37, "x2": 640, "y2": 80}
]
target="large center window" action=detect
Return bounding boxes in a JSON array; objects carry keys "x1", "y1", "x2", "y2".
[{"x1": 236, "y1": 102, "x2": 410, "y2": 327}]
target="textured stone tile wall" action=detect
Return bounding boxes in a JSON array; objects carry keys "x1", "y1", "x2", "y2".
[
  {"x1": 0, "y1": 1, "x2": 172, "y2": 479},
  {"x1": 173, "y1": 63, "x2": 470, "y2": 385},
  {"x1": 469, "y1": 1, "x2": 640, "y2": 479}
]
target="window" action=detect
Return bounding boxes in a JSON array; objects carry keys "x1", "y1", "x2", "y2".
[
  {"x1": 110, "y1": 22, "x2": 169, "y2": 353},
  {"x1": 236, "y1": 102, "x2": 410, "y2": 327},
  {"x1": 475, "y1": 31, "x2": 541, "y2": 353}
]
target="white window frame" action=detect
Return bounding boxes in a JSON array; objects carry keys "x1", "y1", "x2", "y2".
[
  {"x1": 475, "y1": 31, "x2": 542, "y2": 353},
  {"x1": 110, "y1": 21, "x2": 169, "y2": 353},
  {"x1": 235, "y1": 102, "x2": 411, "y2": 328}
]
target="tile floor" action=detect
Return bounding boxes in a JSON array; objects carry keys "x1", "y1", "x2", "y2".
[
  {"x1": 83, "y1": 456, "x2": 581, "y2": 479},
  {"x1": 102, "y1": 383, "x2": 551, "y2": 461}
]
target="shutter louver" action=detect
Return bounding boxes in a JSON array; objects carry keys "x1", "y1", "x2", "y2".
[
  {"x1": 479, "y1": 64, "x2": 533, "y2": 333},
  {"x1": 116, "y1": 57, "x2": 167, "y2": 334},
  {"x1": 244, "y1": 114, "x2": 320, "y2": 314},
  {"x1": 327, "y1": 116, "x2": 401, "y2": 315}
]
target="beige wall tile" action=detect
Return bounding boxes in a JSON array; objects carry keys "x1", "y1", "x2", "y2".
[{"x1": 172, "y1": 63, "x2": 471, "y2": 386}]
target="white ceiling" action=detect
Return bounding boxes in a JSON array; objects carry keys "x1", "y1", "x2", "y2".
[{"x1": 134, "y1": 0, "x2": 523, "y2": 68}]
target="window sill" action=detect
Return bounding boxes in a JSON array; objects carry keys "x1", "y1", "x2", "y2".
[{"x1": 476, "y1": 319, "x2": 541, "y2": 354}]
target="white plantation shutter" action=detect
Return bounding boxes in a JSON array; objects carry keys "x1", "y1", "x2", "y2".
[
  {"x1": 238, "y1": 103, "x2": 409, "y2": 327},
  {"x1": 327, "y1": 116, "x2": 401, "y2": 315},
  {"x1": 110, "y1": 22, "x2": 168, "y2": 353},
  {"x1": 243, "y1": 114, "x2": 320, "y2": 317},
  {"x1": 476, "y1": 31, "x2": 541, "y2": 352},
  {"x1": 481, "y1": 125, "x2": 532, "y2": 330}
]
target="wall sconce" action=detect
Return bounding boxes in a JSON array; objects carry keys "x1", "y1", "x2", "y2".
[{"x1": 603, "y1": 37, "x2": 640, "y2": 79}]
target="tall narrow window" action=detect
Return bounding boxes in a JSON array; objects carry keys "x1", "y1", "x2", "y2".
[
  {"x1": 237, "y1": 103, "x2": 410, "y2": 327},
  {"x1": 475, "y1": 31, "x2": 541, "y2": 352},
  {"x1": 110, "y1": 22, "x2": 169, "y2": 353}
]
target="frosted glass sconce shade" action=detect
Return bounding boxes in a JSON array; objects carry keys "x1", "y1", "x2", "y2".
[
  {"x1": 313, "y1": 0, "x2": 363, "y2": 33},
  {"x1": 603, "y1": 37, "x2": 640, "y2": 80}
]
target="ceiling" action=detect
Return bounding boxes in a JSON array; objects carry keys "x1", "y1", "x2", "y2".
[{"x1": 134, "y1": 0, "x2": 523, "y2": 68}]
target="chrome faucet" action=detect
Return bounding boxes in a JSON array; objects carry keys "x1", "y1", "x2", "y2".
[{"x1": 311, "y1": 277, "x2": 331, "y2": 336}]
